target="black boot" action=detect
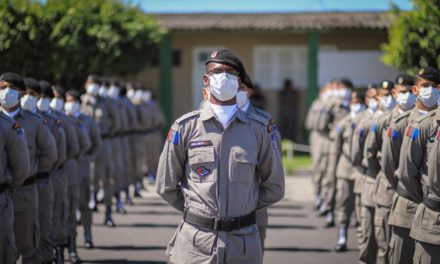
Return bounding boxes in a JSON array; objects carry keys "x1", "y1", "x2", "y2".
[
  {"x1": 55, "y1": 246, "x2": 64, "y2": 264},
  {"x1": 103, "y1": 206, "x2": 116, "y2": 227},
  {"x1": 84, "y1": 225, "x2": 94, "y2": 249},
  {"x1": 68, "y1": 236, "x2": 81, "y2": 263}
]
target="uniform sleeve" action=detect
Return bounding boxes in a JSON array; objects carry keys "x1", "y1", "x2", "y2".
[
  {"x1": 363, "y1": 120, "x2": 382, "y2": 176},
  {"x1": 381, "y1": 130, "x2": 397, "y2": 189},
  {"x1": 351, "y1": 123, "x2": 366, "y2": 167},
  {"x1": 257, "y1": 126, "x2": 285, "y2": 210},
  {"x1": 88, "y1": 120, "x2": 102, "y2": 157},
  {"x1": 51, "y1": 124, "x2": 67, "y2": 170},
  {"x1": 77, "y1": 124, "x2": 92, "y2": 156},
  {"x1": 7, "y1": 127, "x2": 30, "y2": 189},
  {"x1": 156, "y1": 123, "x2": 186, "y2": 212},
  {"x1": 65, "y1": 122, "x2": 80, "y2": 160},
  {"x1": 399, "y1": 124, "x2": 427, "y2": 203},
  {"x1": 108, "y1": 104, "x2": 121, "y2": 136},
  {"x1": 37, "y1": 121, "x2": 57, "y2": 173}
]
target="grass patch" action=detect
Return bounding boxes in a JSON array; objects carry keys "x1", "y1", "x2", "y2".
[{"x1": 282, "y1": 155, "x2": 312, "y2": 176}]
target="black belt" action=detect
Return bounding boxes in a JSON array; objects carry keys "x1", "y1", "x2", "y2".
[
  {"x1": 0, "y1": 183, "x2": 9, "y2": 193},
  {"x1": 396, "y1": 185, "x2": 412, "y2": 201},
  {"x1": 22, "y1": 177, "x2": 36, "y2": 186},
  {"x1": 183, "y1": 210, "x2": 256, "y2": 232},
  {"x1": 423, "y1": 196, "x2": 440, "y2": 212}
]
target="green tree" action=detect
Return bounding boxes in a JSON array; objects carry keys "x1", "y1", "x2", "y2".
[
  {"x1": 382, "y1": 0, "x2": 440, "y2": 73},
  {"x1": 0, "y1": 0, "x2": 165, "y2": 87}
]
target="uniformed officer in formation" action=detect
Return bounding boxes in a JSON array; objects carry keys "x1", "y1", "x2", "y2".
[
  {"x1": 0, "y1": 70, "x2": 166, "y2": 264},
  {"x1": 156, "y1": 49, "x2": 285, "y2": 264},
  {"x1": 306, "y1": 65, "x2": 440, "y2": 263}
]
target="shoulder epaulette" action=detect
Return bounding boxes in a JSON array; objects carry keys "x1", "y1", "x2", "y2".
[
  {"x1": 253, "y1": 107, "x2": 271, "y2": 121},
  {"x1": 247, "y1": 111, "x2": 268, "y2": 126},
  {"x1": 25, "y1": 109, "x2": 43, "y2": 120},
  {"x1": 394, "y1": 110, "x2": 411, "y2": 122},
  {"x1": 175, "y1": 110, "x2": 200, "y2": 125},
  {"x1": 414, "y1": 110, "x2": 435, "y2": 124}
]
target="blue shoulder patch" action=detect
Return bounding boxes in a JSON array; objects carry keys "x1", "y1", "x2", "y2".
[{"x1": 371, "y1": 122, "x2": 378, "y2": 133}]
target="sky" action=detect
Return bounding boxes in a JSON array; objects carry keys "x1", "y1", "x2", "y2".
[{"x1": 129, "y1": 0, "x2": 413, "y2": 13}]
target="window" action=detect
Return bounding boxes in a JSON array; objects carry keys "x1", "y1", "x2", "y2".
[{"x1": 253, "y1": 46, "x2": 308, "y2": 90}]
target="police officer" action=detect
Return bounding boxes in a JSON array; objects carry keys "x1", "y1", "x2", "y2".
[
  {"x1": 407, "y1": 68, "x2": 440, "y2": 263},
  {"x1": 0, "y1": 78, "x2": 30, "y2": 264},
  {"x1": 237, "y1": 74, "x2": 282, "y2": 253},
  {"x1": 156, "y1": 49, "x2": 285, "y2": 264},
  {"x1": 23, "y1": 77, "x2": 67, "y2": 263},
  {"x1": 362, "y1": 80, "x2": 400, "y2": 263},
  {"x1": 66, "y1": 90, "x2": 101, "y2": 249},
  {"x1": 0, "y1": 72, "x2": 57, "y2": 263},
  {"x1": 332, "y1": 88, "x2": 366, "y2": 252},
  {"x1": 388, "y1": 67, "x2": 439, "y2": 263}
]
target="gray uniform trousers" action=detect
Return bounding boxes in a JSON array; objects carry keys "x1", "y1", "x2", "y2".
[
  {"x1": 51, "y1": 165, "x2": 68, "y2": 247},
  {"x1": 13, "y1": 184, "x2": 41, "y2": 264},
  {"x1": 335, "y1": 178, "x2": 355, "y2": 228},
  {"x1": 78, "y1": 156, "x2": 92, "y2": 227},
  {"x1": 36, "y1": 177, "x2": 54, "y2": 262},
  {"x1": 111, "y1": 137, "x2": 123, "y2": 194},
  {"x1": 0, "y1": 192, "x2": 17, "y2": 264},
  {"x1": 65, "y1": 159, "x2": 80, "y2": 238}
]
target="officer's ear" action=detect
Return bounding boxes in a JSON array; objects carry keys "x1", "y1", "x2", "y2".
[
  {"x1": 203, "y1": 74, "x2": 209, "y2": 87},
  {"x1": 411, "y1": 85, "x2": 418, "y2": 96}
]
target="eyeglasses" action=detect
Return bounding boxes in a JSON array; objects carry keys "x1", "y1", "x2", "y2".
[{"x1": 207, "y1": 68, "x2": 240, "y2": 78}]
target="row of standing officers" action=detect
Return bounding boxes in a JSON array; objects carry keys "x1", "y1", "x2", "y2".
[
  {"x1": 0, "y1": 72, "x2": 165, "y2": 263},
  {"x1": 306, "y1": 66, "x2": 440, "y2": 263}
]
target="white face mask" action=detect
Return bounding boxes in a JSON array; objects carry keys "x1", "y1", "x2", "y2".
[
  {"x1": 350, "y1": 103, "x2": 364, "y2": 113},
  {"x1": 379, "y1": 95, "x2": 397, "y2": 112},
  {"x1": 0, "y1": 87, "x2": 20, "y2": 108},
  {"x1": 368, "y1": 98, "x2": 378, "y2": 111},
  {"x1": 127, "y1": 89, "x2": 135, "y2": 99},
  {"x1": 37, "y1": 98, "x2": 51, "y2": 112},
  {"x1": 142, "y1": 91, "x2": 152, "y2": 103},
  {"x1": 64, "y1": 101, "x2": 80, "y2": 115},
  {"x1": 21, "y1": 94, "x2": 38, "y2": 111},
  {"x1": 86, "y1": 83, "x2": 100, "y2": 96},
  {"x1": 108, "y1": 86, "x2": 119, "y2": 99},
  {"x1": 397, "y1": 92, "x2": 416, "y2": 110},
  {"x1": 418, "y1": 86, "x2": 439, "y2": 108},
  {"x1": 98, "y1": 86, "x2": 108, "y2": 97},
  {"x1": 236, "y1": 91, "x2": 248, "y2": 108},
  {"x1": 208, "y1": 73, "x2": 239, "y2": 102},
  {"x1": 50, "y1": 98, "x2": 64, "y2": 112},
  {"x1": 337, "y1": 88, "x2": 348, "y2": 99}
]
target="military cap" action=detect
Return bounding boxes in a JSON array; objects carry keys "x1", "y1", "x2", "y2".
[
  {"x1": 52, "y1": 85, "x2": 66, "y2": 97},
  {"x1": 367, "y1": 83, "x2": 378, "y2": 89},
  {"x1": 204, "y1": 49, "x2": 246, "y2": 80},
  {"x1": 87, "y1": 74, "x2": 102, "y2": 85},
  {"x1": 39, "y1": 80, "x2": 54, "y2": 98},
  {"x1": 0, "y1": 72, "x2": 25, "y2": 91},
  {"x1": 24, "y1": 77, "x2": 41, "y2": 94},
  {"x1": 340, "y1": 78, "x2": 353, "y2": 89},
  {"x1": 417, "y1": 66, "x2": 440, "y2": 84},
  {"x1": 380, "y1": 80, "x2": 394, "y2": 90},
  {"x1": 395, "y1": 74, "x2": 414, "y2": 86},
  {"x1": 66, "y1": 89, "x2": 81, "y2": 102}
]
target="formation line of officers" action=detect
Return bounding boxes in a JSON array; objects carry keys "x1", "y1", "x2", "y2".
[
  {"x1": 0, "y1": 72, "x2": 165, "y2": 263},
  {"x1": 306, "y1": 66, "x2": 440, "y2": 264}
]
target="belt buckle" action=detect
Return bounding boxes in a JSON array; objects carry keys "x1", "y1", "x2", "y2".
[{"x1": 222, "y1": 218, "x2": 236, "y2": 232}]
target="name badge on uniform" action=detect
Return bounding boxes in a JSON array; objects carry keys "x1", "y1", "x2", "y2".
[{"x1": 189, "y1": 140, "x2": 212, "y2": 148}]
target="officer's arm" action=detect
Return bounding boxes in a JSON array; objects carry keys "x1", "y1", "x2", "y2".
[
  {"x1": 37, "y1": 120, "x2": 57, "y2": 173},
  {"x1": 350, "y1": 124, "x2": 364, "y2": 167},
  {"x1": 399, "y1": 124, "x2": 426, "y2": 203},
  {"x1": 65, "y1": 122, "x2": 80, "y2": 160},
  {"x1": 381, "y1": 131, "x2": 397, "y2": 189},
  {"x1": 363, "y1": 121, "x2": 381, "y2": 176},
  {"x1": 7, "y1": 127, "x2": 30, "y2": 189},
  {"x1": 88, "y1": 121, "x2": 102, "y2": 157},
  {"x1": 50, "y1": 123, "x2": 66, "y2": 169},
  {"x1": 77, "y1": 124, "x2": 92, "y2": 156},
  {"x1": 257, "y1": 127, "x2": 285, "y2": 210},
  {"x1": 156, "y1": 123, "x2": 185, "y2": 212}
]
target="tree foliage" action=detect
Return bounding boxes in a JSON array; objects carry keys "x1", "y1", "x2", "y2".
[
  {"x1": 0, "y1": 0, "x2": 165, "y2": 87},
  {"x1": 382, "y1": 0, "x2": 440, "y2": 73}
]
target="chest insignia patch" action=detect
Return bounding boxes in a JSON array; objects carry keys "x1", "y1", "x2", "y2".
[
  {"x1": 189, "y1": 140, "x2": 212, "y2": 148},
  {"x1": 196, "y1": 166, "x2": 210, "y2": 177}
]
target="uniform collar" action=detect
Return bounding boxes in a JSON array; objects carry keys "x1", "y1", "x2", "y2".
[{"x1": 200, "y1": 103, "x2": 248, "y2": 124}]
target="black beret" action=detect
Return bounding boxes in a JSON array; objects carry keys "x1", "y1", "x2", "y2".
[
  {"x1": 66, "y1": 89, "x2": 81, "y2": 102},
  {"x1": 339, "y1": 78, "x2": 353, "y2": 89},
  {"x1": 367, "y1": 83, "x2": 378, "y2": 89},
  {"x1": 0, "y1": 72, "x2": 25, "y2": 91},
  {"x1": 243, "y1": 74, "x2": 254, "y2": 90},
  {"x1": 204, "y1": 49, "x2": 246, "y2": 80},
  {"x1": 39, "y1": 80, "x2": 54, "y2": 98},
  {"x1": 395, "y1": 74, "x2": 414, "y2": 86},
  {"x1": 380, "y1": 80, "x2": 394, "y2": 90},
  {"x1": 87, "y1": 74, "x2": 102, "y2": 85},
  {"x1": 417, "y1": 66, "x2": 440, "y2": 84},
  {"x1": 24, "y1": 77, "x2": 41, "y2": 94},
  {"x1": 52, "y1": 85, "x2": 66, "y2": 97}
]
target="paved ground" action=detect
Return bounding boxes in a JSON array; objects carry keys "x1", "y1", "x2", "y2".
[{"x1": 76, "y1": 172, "x2": 358, "y2": 263}]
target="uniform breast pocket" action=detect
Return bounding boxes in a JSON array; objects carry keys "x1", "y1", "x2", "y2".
[
  {"x1": 230, "y1": 147, "x2": 257, "y2": 184},
  {"x1": 188, "y1": 146, "x2": 216, "y2": 182}
]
